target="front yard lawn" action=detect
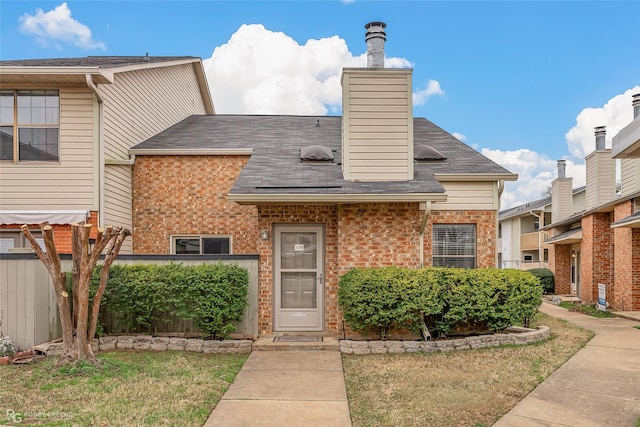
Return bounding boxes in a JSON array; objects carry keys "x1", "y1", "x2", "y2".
[
  {"x1": 343, "y1": 312, "x2": 593, "y2": 427},
  {"x1": 0, "y1": 350, "x2": 247, "y2": 426}
]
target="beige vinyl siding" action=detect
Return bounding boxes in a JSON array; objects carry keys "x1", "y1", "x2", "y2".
[
  {"x1": 104, "y1": 165, "x2": 132, "y2": 253},
  {"x1": 96, "y1": 63, "x2": 208, "y2": 252},
  {"x1": 99, "y1": 63, "x2": 208, "y2": 159},
  {"x1": 435, "y1": 181, "x2": 497, "y2": 210},
  {"x1": 551, "y1": 178, "x2": 573, "y2": 223},
  {"x1": 621, "y1": 158, "x2": 640, "y2": 196},
  {"x1": 585, "y1": 151, "x2": 616, "y2": 210},
  {"x1": 511, "y1": 217, "x2": 521, "y2": 261},
  {"x1": 0, "y1": 88, "x2": 95, "y2": 210},
  {"x1": 342, "y1": 69, "x2": 413, "y2": 181}
]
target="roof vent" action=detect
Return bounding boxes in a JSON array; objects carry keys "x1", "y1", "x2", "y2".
[
  {"x1": 414, "y1": 144, "x2": 447, "y2": 161},
  {"x1": 300, "y1": 145, "x2": 334, "y2": 162},
  {"x1": 143, "y1": 52, "x2": 150, "y2": 62}
]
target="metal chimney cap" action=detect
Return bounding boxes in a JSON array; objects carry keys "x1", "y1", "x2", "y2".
[
  {"x1": 365, "y1": 21, "x2": 387, "y2": 30},
  {"x1": 594, "y1": 126, "x2": 607, "y2": 133}
]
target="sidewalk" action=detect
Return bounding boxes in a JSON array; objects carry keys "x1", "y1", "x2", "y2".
[
  {"x1": 495, "y1": 302, "x2": 640, "y2": 426},
  {"x1": 204, "y1": 350, "x2": 351, "y2": 427}
]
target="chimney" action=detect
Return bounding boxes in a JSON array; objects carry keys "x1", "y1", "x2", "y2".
[
  {"x1": 586, "y1": 126, "x2": 616, "y2": 210},
  {"x1": 551, "y1": 160, "x2": 573, "y2": 223},
  {"x1": 620, "y1": 93, "x2": 640, "y2": 196},
  {"x1": 594, "y1": 126, "x2": 606, "y2": 150},
  {"x1": 557, "y1": 159, "x2": 566, "y2": 178},
  {"x1": 341, "y1": 22, "x2": 414, "y2": 181},
  {"x1": 365, "y1": 22, "x2": 386, "y2": 68}
]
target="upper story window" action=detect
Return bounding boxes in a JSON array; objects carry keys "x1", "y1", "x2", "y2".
[
  {"x1": 432, "y1": 224, "x2": 476, "y2": 268},
  {"x1": 0, "y1": 90, "x2": 60, "y2": 163},
  {"x1": 171, "y1": 235, "x2": 232, "y2": 255}
]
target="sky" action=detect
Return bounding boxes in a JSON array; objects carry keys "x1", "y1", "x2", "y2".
[{"x1": 1, "y1": 1, "x2": 639, "y2": 209}]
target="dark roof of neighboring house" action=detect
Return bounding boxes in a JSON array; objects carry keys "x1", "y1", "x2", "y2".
[
  {"x1": 499, "y1": 186, "x2": 586, "y2": 220},
  {"x1": 611, "y1": 210, "x2": 640, "y2": 227},
  {"x1": 131, "y1": 114, "x2": 514, "y2": 197},
  {"x1": 0, "y1": 56, "x2": 199, "y2": 68}
]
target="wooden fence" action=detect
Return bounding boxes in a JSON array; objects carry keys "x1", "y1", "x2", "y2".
[{"x1": 0, "y1": 254, "x2": 259, "y2": 351}]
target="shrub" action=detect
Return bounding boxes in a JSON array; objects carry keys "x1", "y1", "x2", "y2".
[
  {"x1": 91, "y1": 263, "x2": 249, "y2": 339},
  {"x1": 338, "y1": 267, "x2": 543, "y2": 339},
  {"x1": 0, "y1": 336, "x2": 15, "y2": 357},
  {"x1": 528, "y1": 268, "x2": 554, "y2": 294}
]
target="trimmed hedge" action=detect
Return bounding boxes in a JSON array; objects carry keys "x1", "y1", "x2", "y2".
[
  {"x1": 338, "y1": 267, "x2": 542, "y2": 339},
  {"x1": 90, "y1": 263, "x2": 249, "y2": 339},
  {"x1": 528, "y1": 268, "x2": 555, "y2": 294}
]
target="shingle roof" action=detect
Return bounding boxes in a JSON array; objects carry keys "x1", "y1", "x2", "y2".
[
  {"x1": 131, "y1": 114, "x2": 515, "y2": 197},
  {"x1": 499, "y1": 186, "x2": 586, "y2": 220},
  {"x1": 0, "y1": 56, "x2": 198, "y2": 68}
]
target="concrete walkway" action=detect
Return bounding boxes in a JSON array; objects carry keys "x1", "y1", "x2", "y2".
[
  {"x1": 495, "y1": 302, "x2": 640, "y2": 427},
  {"x1": 204, "y1": 350, "x2": 351, "y2": 427}
]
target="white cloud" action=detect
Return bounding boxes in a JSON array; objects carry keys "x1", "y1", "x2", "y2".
[
  {"x1": 413, "y1": 80, "x2": 445, "y2": 106},
  {"x1": 485, "y1": 87, "x2": 640, "y2": 210},
  {"x1": 19, "y1": 2, "x2": 105, "y2": 50},
  {"x1": 452, "y1": 132, "x2": 467, "y2": 142},
  {"x1": 565, "y1": 86, "x2": 639, "y2": 160},
  {"x1": 203, "y1": 24, "x2": 415, "y2": 115}
]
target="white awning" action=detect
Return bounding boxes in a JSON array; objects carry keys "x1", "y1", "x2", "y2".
[{"x1": 0, "y1": 210, "x2": 89, "y2": 225}]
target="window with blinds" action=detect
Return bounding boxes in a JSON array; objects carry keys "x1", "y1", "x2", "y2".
[{"x1": 432, "y1": 224, "x2": 476, "y2": 268}]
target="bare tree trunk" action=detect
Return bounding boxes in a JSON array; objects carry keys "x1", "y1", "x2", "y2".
[{"x1": 22, "y1": 221, "x2": 130, "y2": 366}]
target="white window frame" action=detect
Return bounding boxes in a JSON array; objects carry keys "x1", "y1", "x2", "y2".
[
  {"x1": 170, "y1": 234, "x2": 233, "y2": 255},
  {"x1": 432, "y1": 224, "x2": 476, "y2": 268}
]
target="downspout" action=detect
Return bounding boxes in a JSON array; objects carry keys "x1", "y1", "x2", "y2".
[
  {"x1": 86, "y1": 74, "x2": 105, "y2": 228},
  {"x1": 497, "y1": 180, "x2": 505, "y2": 267},
  {"x1": 419, "y1": 201, "x2": 432, "y2": 268}
]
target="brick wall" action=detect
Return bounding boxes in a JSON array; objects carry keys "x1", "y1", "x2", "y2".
[
  {"x1": 547, "y1": 235, "x2": 572, "y2": 295},
  {"x1": 338, "y1": 203, "x2": 422, "y2": 271},
  {"x1": 131, "y1": 155, "x2": 258, "y2": 254},
  {"x1": 0, "y1": 211, "x2": 99, "y2": 254},
  {"x1": 613, "y1": 201, "x2": 640, "y2": 310},
  {"x1": 581, "y1": 213, "x2": 613, "y2": 305},
  {"x1": 632, "y1": 228, "x2": 640, "y2": 310},
  {"x1": 132, "y1": 156, "x2": 501, "y2": 336}
]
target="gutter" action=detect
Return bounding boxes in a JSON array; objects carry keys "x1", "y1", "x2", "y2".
[
  {"x1": 86, "y1": 74, "x2": 105, "y2": 228},
  {"x1": 419, "y1": 201, "x2": 432, "y2": 268}
]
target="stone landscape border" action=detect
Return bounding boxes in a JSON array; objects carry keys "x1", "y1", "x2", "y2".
[
  {"x1": 45, "y1": 336, "x2": 253, "y2": 356},
  {"x1": 39, "y1": 326, "x2": 549, "y2": 358},
  {"x1": 339, "y1": 326, "x2": 550, "y2": 354}
]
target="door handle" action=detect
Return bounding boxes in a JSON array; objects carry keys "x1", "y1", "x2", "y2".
[{"x1": 317, "y1": 273, "x2": 323, "y2": 284}]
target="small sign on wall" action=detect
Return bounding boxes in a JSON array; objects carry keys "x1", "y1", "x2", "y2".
[
  {"x1": 597, "y1": 284, "x2": 607, "y2": 311},
  {"x1": 294, "y1": 244, "x2": 305, "y2": 252}
]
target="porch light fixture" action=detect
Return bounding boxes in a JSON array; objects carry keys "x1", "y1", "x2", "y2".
[{"x1": 261, "y1": 229, "x2": 269, "y2": 240}]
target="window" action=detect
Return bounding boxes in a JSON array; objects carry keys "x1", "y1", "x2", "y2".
[
  {"x1": 0, "y1": 230, "x2": 44, "y2": 253},
  {"x1": 0, "y1": 90, "x2": 60, "y2": 162},
  {"x1": 171, "y1": 235, "x2": 231, "y2": 255},
  {"x1": 432, "y1": 224, "x2": 476, "y2": 268}
]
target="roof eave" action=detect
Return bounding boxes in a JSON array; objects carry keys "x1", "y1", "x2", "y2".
[
  {"x1": 0, "y1": 66, "x2": 114, "y2": 84},
  {"x1": 434, "y1": 173, "x2": 518, "y2": 181},
  {"x1": 129, "y1": 148, "x2": 253, "y2": 156},
  {"x1": 227, "y1": 192, "x2": 448, "y2": 205}
]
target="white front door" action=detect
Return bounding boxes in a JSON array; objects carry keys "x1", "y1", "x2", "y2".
[{"x1": 274, "y1": 225, "x2": 324, "y2": 331}]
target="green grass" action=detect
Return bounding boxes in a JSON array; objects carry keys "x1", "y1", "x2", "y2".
[
  {"x1": 343, "y1": 312, "x2": 593, "y2": 427},
  {"x1": 558, "y1": 301, "x2": 613, "y2": 317},
  {"x1": 0, "y1": 350, "x2": 247, "y2": 426}
]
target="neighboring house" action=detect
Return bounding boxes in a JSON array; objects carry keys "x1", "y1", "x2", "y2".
[
  {"x1": 542, "y1": 94, "x2": 640, "y2": 311},
  {"x1": 129, "y1": 22, "x2": 517, "y2": 336},
  {"x1": 0, "y1": 55, "x2": 214, "y2": 254},
  {"x1": 498, "y1": 178, "x2": 585, "y2": 270}
]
